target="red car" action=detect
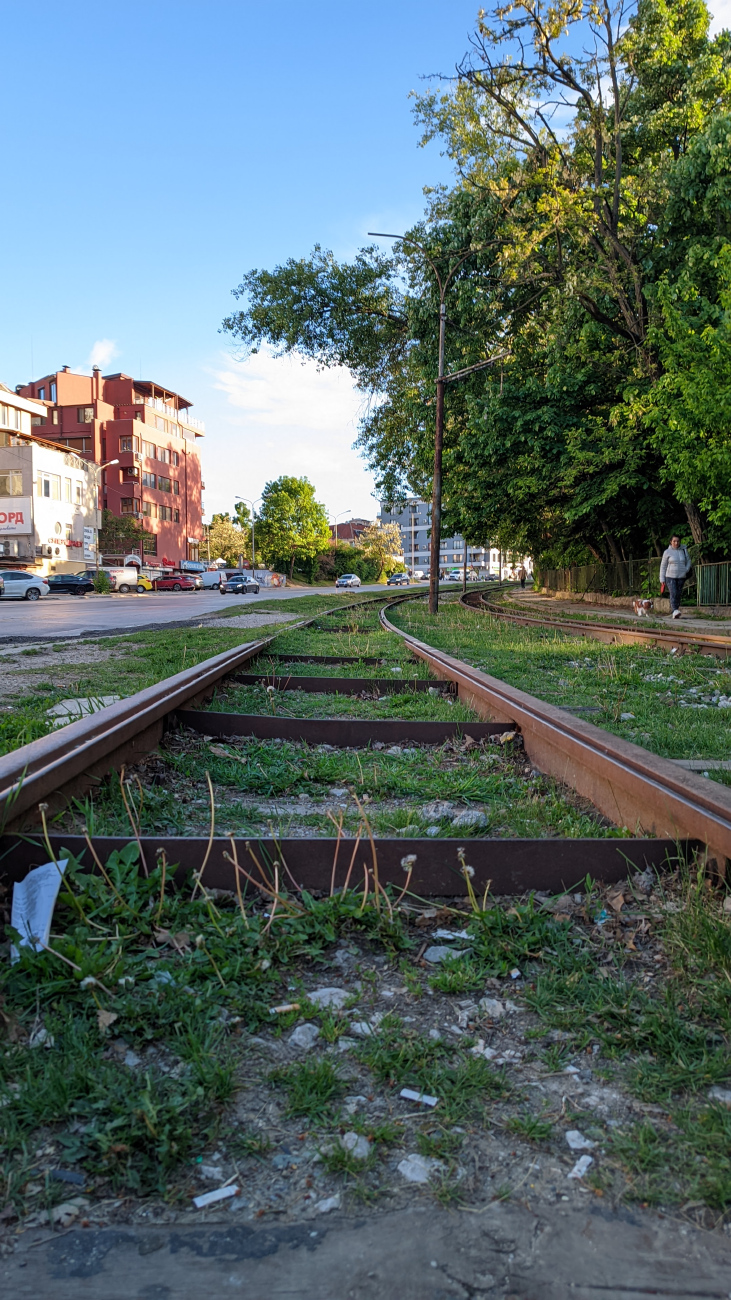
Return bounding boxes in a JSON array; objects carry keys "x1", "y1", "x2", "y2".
[{"x1": 152, "y1": 574, "x2": 197, "y2": 592}]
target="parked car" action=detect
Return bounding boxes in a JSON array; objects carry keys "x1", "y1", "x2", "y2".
[
  {"x1": 46, "y1": 572, "x2": 95, "y2": 596},
  {"x1": 200, "y1": 569, "x2": 224, "y2": 589},
  {"x1": 0, "y1": 574, "x2": 4, "y2": 598},
  {"x1": 0, "y1": 570, "x2": 50, "y2": 600},
  {"x1": 387, "y1": 572, "x2": 410, "y2": 586},
  {"x1": 153, "y1": 574, "x2": 197, "y2": 592},
  {"x1": 96, "y1": 566, "x2": 143, "y2": 593},
  {"x1": 220, "y1": 572, "x2": 260, "y2": 595},
  {"x1": 134, "y1": 575, "x2": 154, "y2": 591},
  {"x1": 410, "y1": 569, "x2": 426, "y2": 581},
  {"x1": 335, "y1": 573, "x2": 362, "y2": 588}
]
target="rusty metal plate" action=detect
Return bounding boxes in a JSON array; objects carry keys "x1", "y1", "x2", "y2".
[
  {"x1": 174, "y1": 710, "x2": 509, "y2": 745},
  {"x1": 0, "y1": 834, "x2": 689, "y2": 896}
]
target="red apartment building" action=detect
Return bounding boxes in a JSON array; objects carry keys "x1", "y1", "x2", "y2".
[{"x1": 16, "y1": 367, "x2": 204, "y2": 565}]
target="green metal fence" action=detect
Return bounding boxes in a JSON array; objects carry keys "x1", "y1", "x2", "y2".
[
  {"x1": 696, "y1": 561, "x2": 731, "y2": 606},
  {"x1": 536, "y1": 558, "x2": 731, "y2": 604}
]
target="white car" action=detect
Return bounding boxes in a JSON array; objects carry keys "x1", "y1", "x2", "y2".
[
  {"x1": 0, "y1": 570, "x2": 50, "y2": 601},
  {"x1": 336, "y1": 573, "x2": 362, "y2": 588}
]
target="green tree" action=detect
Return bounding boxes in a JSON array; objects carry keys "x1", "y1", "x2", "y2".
[
  {"x1": 207, "y1": 513, "x2": 250, "y2": 567},
  {"x1": 359, "y1": 521, "x2": 404, "y2": 580},
  {"x1": 256, "y1": 476, "x2": 331, "y2": 578},
  {"x1": 98, "y1": 509, "x2": 145, "y2": 559}
]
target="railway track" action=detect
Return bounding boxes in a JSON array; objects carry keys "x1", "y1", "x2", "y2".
[
  {"x1": 2, "y1": 587, "x2": 730, "y2": 897},
  {"x1": 466, "y1": 586, "x2": 731, "y2": 657}
]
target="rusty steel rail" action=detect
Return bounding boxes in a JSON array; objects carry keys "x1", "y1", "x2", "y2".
[
  {"x1": 380, "y1": 599, "x2": 731, "y2": 865},
  {"x1": 466, "y1": 588, "x2": 731, "y2": 657},
  {"x1": 0, "y1": 593, "x2": 396, "y2": 832}
]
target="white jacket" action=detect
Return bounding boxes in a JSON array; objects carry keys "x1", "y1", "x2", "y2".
[{"x1": 660, "y1": 545, "x2": 691, "y2": 582}]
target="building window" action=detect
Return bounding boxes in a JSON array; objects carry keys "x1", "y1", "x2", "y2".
[
  {"x1": 65, "y1": 524, "x2": 72, "y2": 542},
  {"x1": 143, "y1": 533, "x2": 157, "y2": 555},
  {"x1": 142, "y1": 440, "x2": 156, "y2": 459},
  {"x1": 141, "y1": 471, "x2": 156, "y2": 488},
  {"x1": 37, "y1": 472, "x2": 61, "y2": 500},
  {"x1": 187, "y1": 542, "x2": 199, "y2": 562},
  {"x1": 67, "y1": 438, "x2": 91, "y2": 453},
  {"x1": 157, "y1": 476, "x2": 171, "y2": 493},
  {"x1": 169, "y1": 425, "x2": 178, "y2": 439},
  {"x1": 77, "y1": 407, "x2": 94, "y2": 424},
  {"x1": 64, "y1": 478, "x2": 72, "y2": 502},
  {"x1": 31, "y1": 415, "x2": 47, "y2": 426},
  {"x1": 38, "y1": 386, "x2": 45, "y2": 400},
  {"x1": 157, "y1": 447, "x2": 170, "y2": 465},
  {"x1": 0, "y1": 404, "x2": 21, "y2": 430},
  {"x1": 156, "y1": 416, "x2": 166, "y2": 432},
  {"x1": 50, "y1": 382, "x2": 57, "y2": 402},
  {"x1": 52, "y1": 408, "x2": 59, "y2": 425},
  {"x1": 173, "y1": 509, "x2": 180, "y2": 523},
  {"x1": 120, "y1": 498, "x2": 139, "y2": 515},
  {"x1": 0, "y1": 471, "x2": 23, "y2": 497},
  {"x1": 133, "y1": 392, "x2": 145, "y2": 405},
  {"x1": 119, "y1": 436, "x2": 140, "y2": 453},
  {"x1": 159, "y1": 505, "x2": 173, "y2": 522},
  {"x1": 142, "y1": 501, "x2": 156, "y2": 518},
  {"x1": 172, "y1": 479, "x2": 179, "y2": 496},
  {"x1": 75, "y1": 482, "x2": 83, "y2": 503}
]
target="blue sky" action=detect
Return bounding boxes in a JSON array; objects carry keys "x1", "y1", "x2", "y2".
[
  {"x1": 4, "y1": 1, "x2": 728, "y2": 524},
  {"x1": 1, "y1": 0, "x2": 479, "y2": 522}
]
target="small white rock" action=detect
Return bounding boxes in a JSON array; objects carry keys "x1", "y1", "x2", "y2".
[
  {"x1": 315, "y1": 1194, "x2": 341, "y2": 1214},
  {"x1": 708, "y1": 1086, "x2": 731, "y2": 1108},
  {"x1": 289, "y1": 1023, "x2": 320, "y2": 1050},
  {"x1": 343, "y1": 1095, "x2": 368, "y2": 1115},
  {"x1": 424, "y1": 945, "x2": 471, "y2": 964},
  {"x1": 341, "y1": 1132, "x2": 370, "y2": 1160},
  {"x1": 620, "y1": 712, "x2": 635, "y2": 721},
  {"x1": 50, "y1": 1200, "x2": 88, "y2": 1227},
  {"x1": 199, "y1": 1164, "x2": 224, "y2": 1181},
  {"x1": 451, "y1": 809, "x2": 487, "y2": 829},
  {"x1": 398, "y1": 1154, "x2": 443, "y2": 1184},
  {"x1": 478, "y1": 998, "x2": 506, "y2": 1019},
  {"x1": 565, "y1": 1130, "x2": 594, "y2": 1151},
  {"x1": 29, "y1": 1026, "x2": 54, "y2": 1049},
  {"x1": 308, "y1": 988, "x2": 349, "y2": 1011}
]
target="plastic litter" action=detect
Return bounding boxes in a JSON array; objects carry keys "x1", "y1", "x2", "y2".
[
  {"x1": 400, "y1": 1087, "x2": 438, "y2": 1107},
  {"x1": 565, "y1": 1130, "x2": 594, "y2": 1151},
  {"x1": 567, "y1": 1155, "x2": 593, "y2": 1180},
  {"x1": 10, "y1": 858, "x2": 69, "y2": 963},
  {"x1": 193, "y1": 1184, "x2": 238, "y2": 1209}
]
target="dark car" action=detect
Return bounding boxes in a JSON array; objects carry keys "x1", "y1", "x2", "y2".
[
  {"x1": 46, "y1": 572, "x2": 95, "y2": 596},
  {"x1": 152, "y1": 574, "x2": 197, "y2": 592},
  {"x1": 387, "y1": 572, "x2": 410, "y2": 586},
  {"x1": 220, "y1": 572, "x2": 260, "y2": 595}
]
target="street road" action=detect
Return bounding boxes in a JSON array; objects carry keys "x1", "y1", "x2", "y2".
[{"x1": 0, "y1": 584, "x2": 392, "y2": 642}]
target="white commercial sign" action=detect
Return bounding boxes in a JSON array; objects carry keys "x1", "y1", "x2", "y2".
[
  {"x1": 83, "y1": 526, "x2": 97, "y2": 562},
  {"x1": 0, "y1": 498, "x2": 32, "y2": 535}
]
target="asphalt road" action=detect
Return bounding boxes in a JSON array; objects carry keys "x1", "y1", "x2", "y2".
[{"x1": 0, "y1": 583, "x2": 395, "y2": 643}]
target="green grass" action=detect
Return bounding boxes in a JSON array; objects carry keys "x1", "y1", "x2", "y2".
[{"x1": 268, "y1": 1059, "x2": 346, "y2": 1122}]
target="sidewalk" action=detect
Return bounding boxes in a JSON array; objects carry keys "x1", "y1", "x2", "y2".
[{"x1": 510, "y1": 590, "x2": 731, "y2": 637}]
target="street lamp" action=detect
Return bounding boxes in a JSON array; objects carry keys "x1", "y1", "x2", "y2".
[
  {"x1": 235, "y1": 496, "x2": 260, "y2": 568},
  {"x1": 368, "y1": 232, "x2": 508, "y2": 614},
  {"x1": 332, "y1": 509, "x2": 351, "y2": 542},
  {"x1": 90, "y1": 459, "x2": 119, "y2": 568}
]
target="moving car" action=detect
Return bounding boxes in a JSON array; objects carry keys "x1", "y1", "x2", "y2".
[
  {"x1": 46, "y1": 572, "x2": 95, "y2": 596},
  {"x1": 153, "y1": 574, "x2": 197, "y2": 592},
  {"x1": 0, "y1": 570, "x2": 50, "y2": 600},
  {"x1": 387, "y1": 572, "x2": 410, "y2": 586},
  {"x1": 335, "y1": 573, "x2": 361, "y2": 588},
  {"x1": 220, "y1": 572, "x2": 260, "y2": 595}
]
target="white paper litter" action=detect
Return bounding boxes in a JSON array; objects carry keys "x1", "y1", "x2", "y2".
[
  {"x1": 432, "y1": 929, "x2": 471, "y2": 940},
  {"x1": 11, "y1": 859, "x2": 68, "y2": 963},
  {"x1": 192, "y1": 1184, "x2": 238, "y2": 1208},
  {"x1": 567, "y1": 1155, "x2": 594, "y2": 1180},
  {"x1": 400, "y1": 1088, "x2": 438, "y2": 1107}
]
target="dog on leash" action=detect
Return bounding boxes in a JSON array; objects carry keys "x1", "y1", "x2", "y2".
[{"x1": 632, "y1": 598, "x2": 654, "y2": 617}]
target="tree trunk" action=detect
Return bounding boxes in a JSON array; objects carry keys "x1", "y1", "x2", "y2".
[
  {"x1": 683, "y1": 501, "x2": 705, "y2": 548},
  {"x1": 598, "y1": 517, "x2": 624, "y2": 566},
  {"x1": 289, "y1": 552, "x2": 296, "y2": 579}
]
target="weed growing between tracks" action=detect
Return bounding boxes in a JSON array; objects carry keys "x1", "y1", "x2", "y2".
[
  {"x1": 1, "y1": 841, "x2": 729, "y2": 1229},
  {"x1": 391, "y1": 598, "x2": 731, "y2": 777}
]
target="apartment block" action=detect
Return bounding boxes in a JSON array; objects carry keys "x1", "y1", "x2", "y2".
[
  {"x1": 378, "y1": 498, "x2": 531, "y2": 575},
  {"x1": 16, "y1": 368, "x2": 204, "y2": 566},
  {"x1": 0, "y1": 384, "x2": 99, "y2": 571}
]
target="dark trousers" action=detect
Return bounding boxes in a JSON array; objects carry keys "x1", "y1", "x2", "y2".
[
  {"x1": 520, "y1": 578, "x2": 526, "y2": 589},
  {"x1": 667, "y1": 576, "x2": 685, "y2": 612}
]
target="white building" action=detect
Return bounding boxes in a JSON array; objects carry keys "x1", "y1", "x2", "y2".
[
  {"x1": 378, "y1": 498, "x2": 531, "y2": 576},
  {"x1": 0, "y1": 383, "x2": 100, "y2": 574}
]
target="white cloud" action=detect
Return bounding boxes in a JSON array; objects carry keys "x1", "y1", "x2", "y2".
[
  {"x1": 203, "y1": 350, "x2": 380, "y2": 523},
  {"x1": 88, "y1": 338, "x2": 119, "y2": 369},
  {"x1": 709, "y1": 0, "x2": 731, "y2": 33}
]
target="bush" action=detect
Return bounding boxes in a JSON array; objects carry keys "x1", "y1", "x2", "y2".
[
  {"x1": 92, "y1": 571, "x2": 112, "y2": 594},
  {"x1": 310, "y1": 543, "x2": 380, "y2": 583}
]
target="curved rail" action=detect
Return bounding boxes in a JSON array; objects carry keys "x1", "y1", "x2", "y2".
[
  {"x1": 380, "y1": 597, "x2": 731, "y2": 866},
  {"x1": 461, "y1": 587, "x2": 731, "y2": 657}
]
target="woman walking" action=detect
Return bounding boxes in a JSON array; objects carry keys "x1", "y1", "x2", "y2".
[{"x1": 659, "y1": 534, "x2": 692, "y2": 619}]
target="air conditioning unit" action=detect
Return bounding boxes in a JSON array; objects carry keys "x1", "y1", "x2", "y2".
[{"x1": 38, "y1": 545, "x2": 54, "y2": 557}]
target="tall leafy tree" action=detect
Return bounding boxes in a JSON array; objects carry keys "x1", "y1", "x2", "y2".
[{"x1": 256, "y1": 476, "x2": 331, "y2": 577}]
